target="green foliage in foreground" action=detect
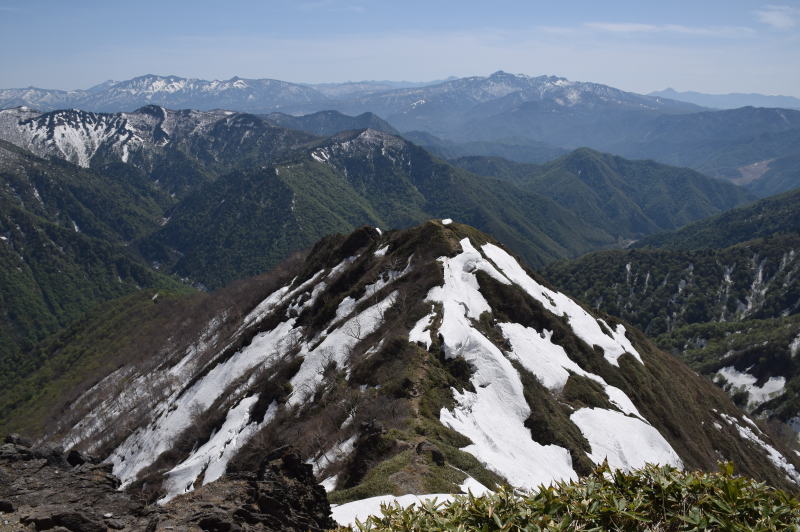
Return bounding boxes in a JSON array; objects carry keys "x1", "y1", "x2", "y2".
[{"x1": 341, "y1": 463, "x2": 800, "y2": 531}]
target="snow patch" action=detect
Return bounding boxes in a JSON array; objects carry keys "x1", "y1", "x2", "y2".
[
  {"x1": 481, "y1": 243, "x2": 643, "y2": 367},
  {"x1": 441, "y1": 218, "x2": 452, "y2": 225},
  {"x1": 332, "y1": 494, "x2": 454, "y2": 527},
  {"x1": 321, "y1": 475, "x2": 339, "y2": 492},
  {"x1": 791, "y1": 333, "x2": 800, "y2": 358},
  {"x1": 431, "y1": 239, "x2": 577, "y2": 488},
  {"x1": 159, "y1": 399, "x2": 278, "y2": 503},
  {"x1": 409, "y1": 308, "x2": 436, "y2": 350},
  {"x1": 309, "y1": 434, "x2": 358, "y2": 477},
  {"x1": 571, "y1": 408, "x2": 682, "y2": 471},
  {"x1": 718, "y1": 413, "x2": 800, "y2": 483},
  {"x1": 289, "y1": 291, "x2": 397, "y2": 406},
  {"x1": 715, "y1": 366, "x2": 786, "y2": 409},
  {"x1": 460, "y1": 476, "x2": 491, "y2": 496},
  {"x1": 108, "y1": 319, "x2": 298, "y2": 487}
]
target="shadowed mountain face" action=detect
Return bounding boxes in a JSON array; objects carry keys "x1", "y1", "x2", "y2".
[
  {"x1": 633, "y1": 187, "x2": 800, "y2": 251},
  {"x1": 2, "y1": 221, "x2": 798, "y2": 511},
  {"x1": 263, "y1": 110, "x2": 399, "y2": 137},
  {"x1": 137, "y1": 128, "x2": 616, "y2": 289}
]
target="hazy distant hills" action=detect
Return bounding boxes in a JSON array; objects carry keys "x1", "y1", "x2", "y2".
[
  {"x1": 0, "y1": 75, "x2": 327, "y2": 113},
  {"x1": 650, "y1": 88, "x2": 800, "y2": 110},
  {"x1": 402, "y1": 131, "x2": 568, "y2": 164},
  {"x1": 263, "y1": 110, "x2": 399, "y2": 136},
  {"x1": 0, "y1": 71, "x2": 698, "y2": 116}
]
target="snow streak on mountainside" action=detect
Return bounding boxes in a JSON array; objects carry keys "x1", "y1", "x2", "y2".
[
  {"x1": 427, "y1": 238, "x2": 679, "y2": 487},
  {"x1": 0, "y1": 106, "x2": 234, "y2": 167},
  {"x1": 32, "y1": 221, "x2": 800, "y2": 508}
]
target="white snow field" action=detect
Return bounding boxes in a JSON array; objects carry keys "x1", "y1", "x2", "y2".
[{"x1": 715, "y1": 366, "x2": 786, "y2": 409}]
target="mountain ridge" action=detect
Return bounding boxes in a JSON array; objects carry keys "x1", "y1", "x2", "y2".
[
  {"x1": 3, "y1": 220, "x2": 798, "y2": 511},
  {"x1": 454, "y1": 148, "x2": 755, "y2": 240}
]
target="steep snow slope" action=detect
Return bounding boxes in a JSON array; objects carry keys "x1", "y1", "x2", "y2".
[{"x1": 27, "y1": 221, "x2": 800, "y2": 507}]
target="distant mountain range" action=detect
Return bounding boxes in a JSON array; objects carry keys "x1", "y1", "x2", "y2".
[
  {"x1": 0, "y1": 71, "x2": 698, "y2": 116},
  {"x1": 650, "y1": 88, "x2": 800, "y2": 110},
  {"x1": 3, "y1": 72, "x2": 800, "y2": 195}
]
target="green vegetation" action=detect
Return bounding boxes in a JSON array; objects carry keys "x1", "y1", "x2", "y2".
[
  {"x1": 456, "y1": 147, "x2": 754, "y2": 241},
  {"x1": 545, "y1": 233, "x2": 800, "y2": 337},
  {"x1": 0, "y1": 141, "x2": 186, "y2": 384},
  {"x1": 341, "y1": 462, "x2": 800, "y2": 531},
  {"x1": 657, "y1": 315, "x2": 800, "y2": 421},
  {"x1": 0, "y1": 289, "x2": 194, "y2": 437},
  {"x1": 748, "y1": 153, "x2": 800, "y2": 198},
  {"x1": 544, "y1": 187, "x2": 800, "y2": 427},
  {"x1": 634, "y1": 188, "x2": 800, "y2": 251},
  {"x1": 140, "y1": 134, "x2": 617, "y2": 289}
]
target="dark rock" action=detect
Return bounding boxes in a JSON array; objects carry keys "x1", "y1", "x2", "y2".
[
  {"x1": 0, "y1": 442, "x2": 33, "y2": 461},
  {"x1": 32, "y1": 443, "x2": 68, "y2": 466},
  {"x1": 21, "y1": 512, "x2": 55, "y2": 530},
  {"x1": 256, "y1": 494, "x2": 284, "y2": 515},
  {"x1": 105, "y1": 518, "x2": 127, "y2": 530},
  {"x1": 359, "y1": 419, "x2": 385, "y2": 435},
  {"x1": 2, "y1": 440, "x2": 335, "y2": 532},
  {"x1": 416, "y1": 440, "x2": 446, "y2": 466},
  {"x1": 4, "y1": 433, "x2": 32, "y2": 447},
  {"x1": 197, "y1": 513, "x2": 242, "y2": 531},
  {"x1": 66, "y1": 450, "x2": 88, "y2": 467},
  {"x1": 53, "y1": 511, "x2": 106, "y2": 532},
  {"x1": 232, "y1": 506, "x2": 260, "y2": 524}
]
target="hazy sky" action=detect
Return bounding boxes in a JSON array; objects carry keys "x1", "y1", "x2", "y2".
[{"x1": 1, "y1": 0, "x2": 799, "y2": 96}]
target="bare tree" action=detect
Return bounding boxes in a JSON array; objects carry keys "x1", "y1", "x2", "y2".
[{"x1": 344, "y1": 315, "x2": 363, "y2": 341}]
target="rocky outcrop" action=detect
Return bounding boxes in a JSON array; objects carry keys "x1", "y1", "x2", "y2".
[
  {"x1": 154, "y1": 447, "x2": 336, "y2": 532},
  {"x1": 0, "y1": 434, "x2": 144, "y2": 531},
  {"x1": 0, "y1": 436, "x2": 335, "y2": 531}
]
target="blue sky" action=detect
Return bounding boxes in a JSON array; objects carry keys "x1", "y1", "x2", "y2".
[{"x1": 1, "y1": 0, "x2": 799, "y2": 95}]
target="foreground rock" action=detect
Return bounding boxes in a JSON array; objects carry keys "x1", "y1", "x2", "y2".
[{"x1": 0, "y1": 436, "x2": 335, "y2": 531}]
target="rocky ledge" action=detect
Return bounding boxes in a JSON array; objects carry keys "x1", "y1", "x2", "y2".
[{"x1": 0, "y1": 436, "x2": 336, "y2": 531}]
